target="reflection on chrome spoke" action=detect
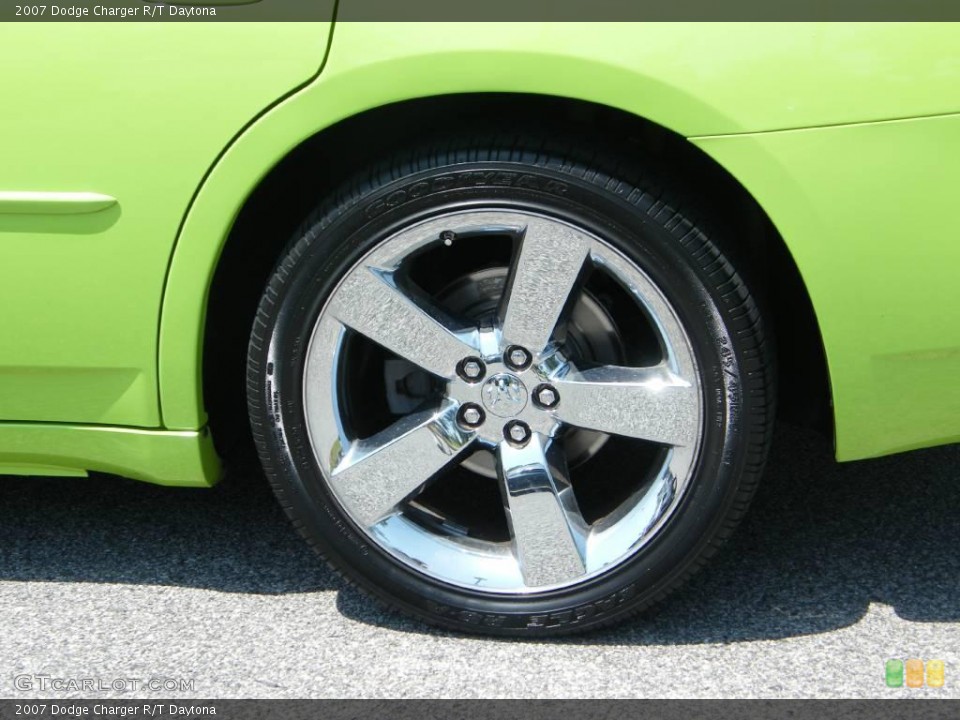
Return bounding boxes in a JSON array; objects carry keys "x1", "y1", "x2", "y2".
[
  {"x1": 553, "y1": 364, "x2": 699, "y2": 447},
  {"x1": 329, "y1": 402, "x2": 476, "y2": 526},
  {"x1": 498, "y1": 435, "x2": 588, "y2": 587}
]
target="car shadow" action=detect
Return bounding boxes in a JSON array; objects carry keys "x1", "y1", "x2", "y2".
[
  {"x1": 0, "y1": 462, "x2": 337, "y2": 595},
  {"x1": 1, "y1": 423, "x2": 958, "y2": 644}
]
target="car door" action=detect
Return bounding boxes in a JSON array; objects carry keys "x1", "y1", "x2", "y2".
[{"x1": 0, "y1": 21, "x2": 333, "y2": 427}]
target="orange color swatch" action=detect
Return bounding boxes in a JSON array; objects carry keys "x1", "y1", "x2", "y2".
[{"x1": 906, "y1": 659, "x2": 924, "y2": 688}]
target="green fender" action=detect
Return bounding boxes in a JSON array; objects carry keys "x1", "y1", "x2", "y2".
[{"x1": 159, "y1": 23, "x2": 960, "y2": 463}]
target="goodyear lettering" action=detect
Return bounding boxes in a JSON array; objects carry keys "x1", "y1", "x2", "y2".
[{"x1": 365, "y1": 171, "x2": 569, "y2": 218}]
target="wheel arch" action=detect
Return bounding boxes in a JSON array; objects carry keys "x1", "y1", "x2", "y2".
[{"x1": 158, "y1": 87, "x2": 832, "y2": 462}]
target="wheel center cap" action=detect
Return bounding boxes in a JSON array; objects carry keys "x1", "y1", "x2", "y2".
[{"x1": 481, "y1": 373, "x2": 527, "y2": 418}]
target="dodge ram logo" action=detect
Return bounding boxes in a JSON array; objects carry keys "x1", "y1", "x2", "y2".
[{"x1": 481, "y1": 374, "x2": 528, "y2": 418}]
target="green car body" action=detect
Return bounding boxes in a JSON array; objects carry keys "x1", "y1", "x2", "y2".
[{"x1": 2, "y1": 21, "x2": 959, "y2": 486}]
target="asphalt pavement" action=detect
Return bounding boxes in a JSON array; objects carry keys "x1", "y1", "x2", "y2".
[{"x1": 1, "y1": 424, "x2": 958, "y2": 699}]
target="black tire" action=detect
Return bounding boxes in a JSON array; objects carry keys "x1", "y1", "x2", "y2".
[{"x1": 247, "y1": 135, "x2": 775, "y2": 636}]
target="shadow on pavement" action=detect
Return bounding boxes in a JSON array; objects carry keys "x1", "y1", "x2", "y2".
[
  {"x1": 1, "y1": 424, "x2": 958, "y2": 643},
  {"x1": 0, "y1": 462, "x2": 336, "y2": 595}
]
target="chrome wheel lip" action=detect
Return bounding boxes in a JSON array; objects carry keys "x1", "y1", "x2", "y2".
[{"x1": 302, "y1": 208, "x2": 704, "y2": 595}]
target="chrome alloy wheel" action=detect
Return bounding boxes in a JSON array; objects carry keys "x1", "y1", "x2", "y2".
[{"x1": 302, "y1": 209, "x2": 704, "y2": 594}]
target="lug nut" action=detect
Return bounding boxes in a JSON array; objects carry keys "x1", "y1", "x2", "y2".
[
  {"x1": 457, "y1": 357, "x2": 485, "y2": 382},
  {"x1": 458, "y1": 403, "x2": 485, "y2": 429},
  {"x1": 505, "y1": 345, "x2": 532, "y2": 371},
  {"x1": 533, "y1": 384, "x2": 560, "y2": 409},
  {"x1": 504, "y1": 420, "x2": 532, "y2": 446}
]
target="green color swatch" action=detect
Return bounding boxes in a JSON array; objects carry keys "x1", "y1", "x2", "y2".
[{"x1": 886, "y1": 659, "x2": 905, "y2": 687}]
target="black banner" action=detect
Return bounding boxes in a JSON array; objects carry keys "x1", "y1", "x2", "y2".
[
  {"x1": 2, "y1": 0, "x2": 960, "y2": 21},
  {"x1": 1, "y1": 700, "x2": 959, "y2": 719}
]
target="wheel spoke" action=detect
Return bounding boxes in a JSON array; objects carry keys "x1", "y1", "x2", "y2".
[
  {"x1": 497, "y1": 435, "x2": 588, "y2": 587},
  {"x1": 330, "y1": 402, "x2": 477, "y2": 526},
  {"x1": 553, "y1": 364, "x2": 700, "y2": 447},
  {"x1": 329, "y1": 266, "x2": 477, "y2": 379},
  {"x1": 500, "y1": 217, "x2": 592, "y2": 356}
]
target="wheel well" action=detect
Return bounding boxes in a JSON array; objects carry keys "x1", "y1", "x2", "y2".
[{"x1": 203, "y1": 93, "x2": 831, "y2": 466}]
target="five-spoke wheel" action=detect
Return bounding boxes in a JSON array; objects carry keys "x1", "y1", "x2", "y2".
[
  {"x1": 303, "y1": 210, "x2": 702, "y2": 592},
  {"x1": 248, "y1": 138, "x2": 773, "y2": 634}
]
